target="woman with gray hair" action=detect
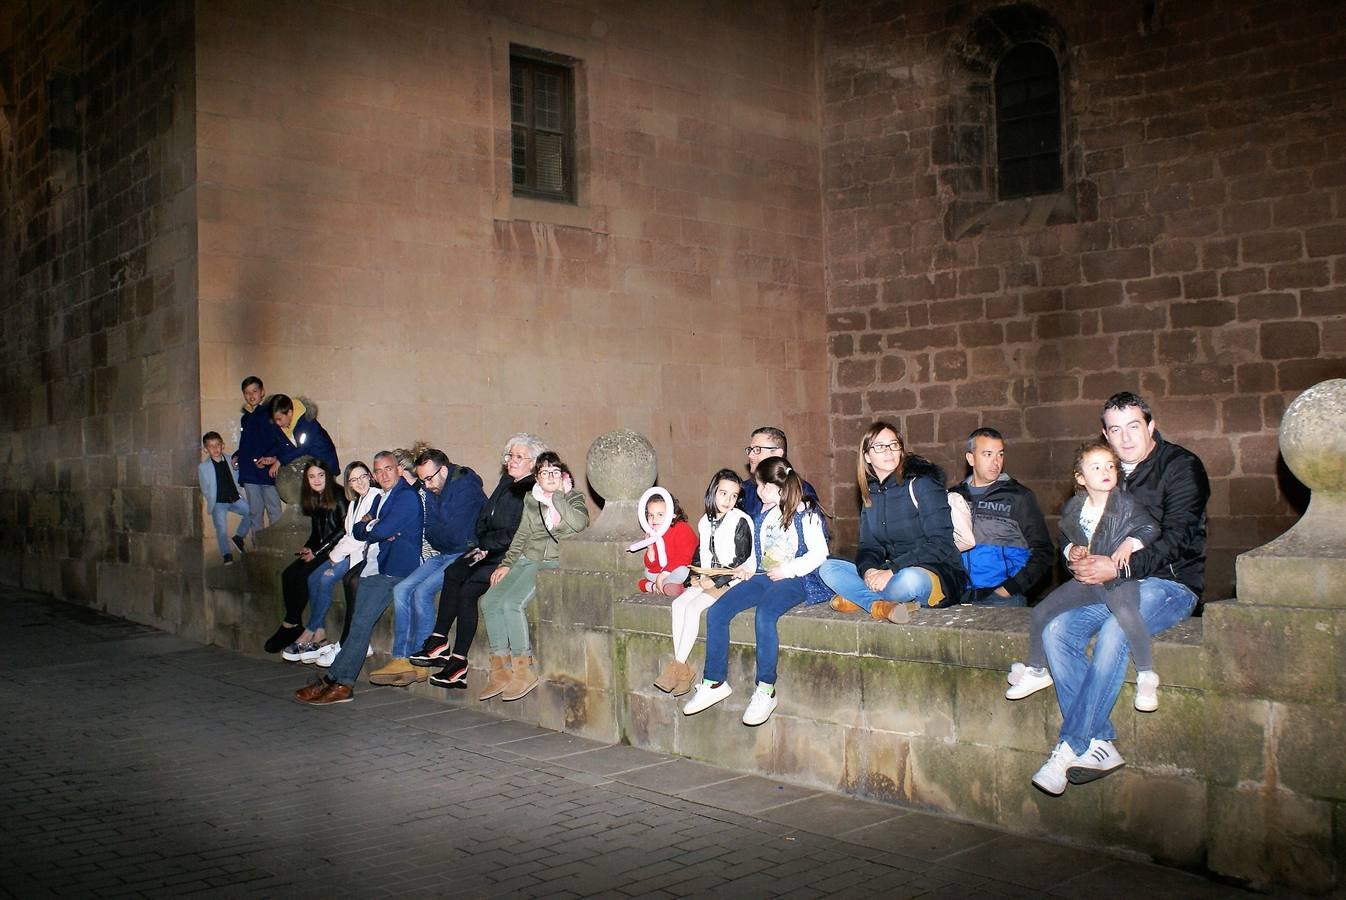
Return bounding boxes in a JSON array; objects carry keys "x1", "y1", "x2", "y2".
[{"x1": 409, "y1": 433, "x2": 547, "y2": 687}]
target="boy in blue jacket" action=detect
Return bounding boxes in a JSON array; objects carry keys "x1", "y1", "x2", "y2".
[
  {"x1": 198, "y1": 431, "x2": 250, "y2": 562},
  {"x1": 264, "y1": 394, "x2": 339, "y2": 475}
]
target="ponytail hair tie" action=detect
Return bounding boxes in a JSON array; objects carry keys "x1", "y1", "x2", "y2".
[
  {"x1": 627, "y1": 486, "x2": 673, "y2": 567},
  {"x1": 783, "y1": 466, "x2": 792, "y2": 476}
]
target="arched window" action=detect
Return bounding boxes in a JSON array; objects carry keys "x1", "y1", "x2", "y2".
[{"x1": 995, "y1": 43, "x2": 1062, "y2": 199}]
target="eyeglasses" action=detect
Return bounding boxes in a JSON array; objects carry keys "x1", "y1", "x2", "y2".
[
  {"x1": 537, "y1": 467, "x2": 563, "y2": 478},
  {"x1": 348, "y1": 473, "x2": 371, "y2": 483},
  {"x1": 745, "y1": 445, "x2": 782, "y2": 455},
  {"x1": 419, "y1": 466, "x2": 442, "y2": 484},
  {"x1": 868, "y1": 441, "x2": 902, "y2": 454},
  {"x1": 507, "y1": 453, "x2": 533, "y2": 462}
]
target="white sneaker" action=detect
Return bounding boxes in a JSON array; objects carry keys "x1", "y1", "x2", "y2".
[
  {"x1": 1032, "y1": 741, "x2": 1077, "y2": 795},
  {"x1": 1005, "y1": 666, "x2": 1053, "y2": 700},
  {"x1": 742, "y1": 684, "x2": 778, "y2": 726},
  {"x1": 682, "y1": 681, "x2": 732, "y2": 715},
  {"x1": 1134, "y1": 670, "x2": 1160, "y2": 712},
  {"x1": 1067, "y1": 738, "x2": 1125, "y2": 784},
  {"x1": 300, "y1": 642, "x2": 329, "y2": 664},
  {"x1": 314, "y1": 642, "x2": 341, "y2": 668},
  {"x1": 1007, "y1": 661, "x2": 1026, "y2": 685}
]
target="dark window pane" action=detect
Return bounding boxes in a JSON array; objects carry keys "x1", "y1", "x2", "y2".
[
  {"x1": 509, "y1": 53, "x2": 575, "y2": 202},
  {"x1": 996, "y1": 43, "x2": 1062, "y2": 199}
]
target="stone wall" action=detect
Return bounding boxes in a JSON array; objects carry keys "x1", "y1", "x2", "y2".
[
  {"x1": 193, "y1": 0, "x2": 830, "y2": 517},
  {"x1": 819, "y1": 0, "x2": 1346, "y2": 599},
  {"x1": 0, "y1": 0, "x2": 203, "y2": 634}
]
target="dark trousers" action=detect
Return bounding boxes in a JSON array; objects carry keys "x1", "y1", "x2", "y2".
[
  {"x1": 280, "y1": 555, "x2": 326, "y2": 624},
  {"x1": 431, "y1": 554, "x2": 496, "y2": 657},
  {"x1": 338, "y1": 560, "x2": 366, "y2": 644}
]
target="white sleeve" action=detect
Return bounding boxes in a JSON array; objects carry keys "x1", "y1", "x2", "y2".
[{"x1": 778, "y1": 511, "x2": 829, "y2": 578}]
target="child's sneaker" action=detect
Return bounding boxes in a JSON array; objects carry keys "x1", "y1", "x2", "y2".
[
  {"x1": 314, "y1": 642, "x2": 341, "y2": 668},
  {"x1": 682, "y1": 680, "x2": 732, "y2": 715},
  {"x1": 1005, "y1": 666, "x2": 1053, "y2": 700},
  {"x1": 299, "y1": 642, "x2": 329, "y2": 664},
  {"x1": 742, "y1": 683, "x2": 778, "y2": 726},
  {"x1": 1134, "y1": 670, "x2": 1160, "y2": 712},
  {"x1": 232, "y1": 535, "x2": 247, "y2": 554}
]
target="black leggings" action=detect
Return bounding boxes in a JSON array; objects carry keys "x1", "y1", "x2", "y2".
[
  {"x1": 1027, "y1": 578, "x2": 1152, "y2": 671},
  {"x1": 430, "y1": 554, "x2": 497, "y2": 657},
  {"x1": 338, "y1": 561, "x2": 366, "y2": 645},
  {"x1": 280, "y1": 554, "x2": 326, "y2": 624}
]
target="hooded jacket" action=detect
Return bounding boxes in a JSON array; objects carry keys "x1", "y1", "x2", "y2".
[
  {"x1": 1116, "y1": 432, "x2": 1210, "y2": 596},
  {"x1": 951, "y1": 473, "x2": 1054, "y2": 597},
  {"x1": 237, "y1": 401, "x2": 276, "y2": 487},
  {"x1": 501, "y1": 486, "x2": 589, "y2": 567},
  {"x1": 853, "y1": 456, "x2": 965, "y2": 605},
  {"x1": 274, "y1": 397, "x2": 339, "y2": 474},
  {"x1": 422, "y1": 463, "x2": 487, "y2": 556}
]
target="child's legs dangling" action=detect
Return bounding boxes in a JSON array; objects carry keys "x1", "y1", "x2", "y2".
[
  {"x1": 670, "y1": 586, "x2": 717, "y2": 662},
  {"x1": 1101, "y1": 580, "x2": 1153, "y2": 671},
  {"x1": 1027, "y1": 580, "x2": 1104, "y2": 670}
]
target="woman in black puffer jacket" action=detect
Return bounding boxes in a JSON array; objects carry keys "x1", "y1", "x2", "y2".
[
  {"x1": 820, "y1": 421, "x2": 965, "y2": 625},
  {"x1": 266, "y1": 461, "x2": 347, "y2": 655},
  {"x1": 409, "y1": 432, "x2": 548, "y2": 688}
]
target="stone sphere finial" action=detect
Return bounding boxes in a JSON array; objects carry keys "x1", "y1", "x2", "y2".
[
  {"x1": 586, "y1": 429, "x2": 657, "y2": 502},
  {"x1": 1280, "y1": 379, "x2": 1346, "y2": 495},
  {"x1": 275, "y1": 457, "x2": 312, "y2": 506},
  {"x1": 581, "y1": 429, "x2": 657, "y2": 541}
]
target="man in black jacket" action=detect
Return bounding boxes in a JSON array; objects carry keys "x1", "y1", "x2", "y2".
[
  {"x1": 952, "y1": 428, "x2": 1053, "y2": 607},
  {"x1": 1030, "y1": 392, "x2": 1210, "y2": 795}
]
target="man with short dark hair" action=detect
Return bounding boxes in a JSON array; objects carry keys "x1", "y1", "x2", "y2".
[
  {"x1": 236, "y1": 376, "x2": 282, "y2": 535},
  {"x1": 1030, "y1": 392, "x2": 1210, "y2": 795},
  {"x1": 951, "y1": 427, "x2": 1053, "y2": 607},
  {"x1": 366, "y1": 448, "x2": 486, "y2": 687},
  {"x1": 740, "y1": 426, "x2": 817, "y2": 518}
]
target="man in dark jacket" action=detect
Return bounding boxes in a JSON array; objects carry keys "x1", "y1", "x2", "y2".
[
  {"x1": 297, "y1": 450, "x2": 423, "y2": 705},
  {"x1": 236, "y1": 376, "x2": 282, "y2": 537},
  {"x1": 1030, "y1": 392, "x2": 1210, "y2": 795},
  {"x1": 741, "y1": 426, "x2": 819, "y2": 518},
  {"x1": 367, "y1": 449, "x2": 486, "y2": 687},
  {"x1": 265, "y1": 394, "x2": 339, "y2": 475},
  {"x1": 952, "y1": 428, "x2": 1053, "y2": 607}
]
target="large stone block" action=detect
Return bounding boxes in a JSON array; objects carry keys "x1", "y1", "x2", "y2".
[
  {"x1": 777, "y1": 605, "x2": 861, "y2": 655},
  {"x1": 841, "y1": 726, "x2": 914, "y2": 805},
  {"x1": 858, "y1": 657, "x2": 956, "y2": 739},
  {"x1": 773, "y1": 649, "x2": 865, "y2": 727},
  {"x1": 1203, "y1": 602, "x2": 1340, "y2": 704},
  {"x1": 1236, "y1": 551, "x2": 1346, "y2": 609},
  {"x1": 1275, "y1": 701, "x2": 1346, "y2": 801},
  {"x1": 1199, "y1": 694, "x2": 1269, "y2": 786},
  {"x1": 1098, "y1": 769, "x2": 1207, "y2": 867},
  {"x1": 954, "y1": 665, "x2": 1056, "y2": 753},
  {"x1": 542, "y1": 570, "x2": 620, "y2": 629},
  {"x1": 767, "y1": 715, "x2": 849, "y2": 790},
  {"x1": 905, "y1": 736, "x2": 1002, "y2": 824},
  {"x1": 1130, "y1": 683, "x2": 1205, "y2": 773},
  {"x1": 1207, "y1": 784, "x2": 1338, "y2": 892}
]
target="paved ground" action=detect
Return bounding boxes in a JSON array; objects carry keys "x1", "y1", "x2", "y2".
[{"x1": 1, "y1": 590, "x2": 1270, "y2": 899}]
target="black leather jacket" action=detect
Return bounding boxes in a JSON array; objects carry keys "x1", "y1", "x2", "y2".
[
  {"x1": 305, "y1": 498, "x2": 348, "y2": 559},
  {"x1": 1059, "y1": 490, "x2": 1159, "y2": 591}
]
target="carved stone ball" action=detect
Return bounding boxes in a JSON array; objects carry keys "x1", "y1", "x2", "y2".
[
  {"x1": 1279, "y1": 378, "x2": 1346, "y2": 494},
  {"x1": 275, "y1": 456, "x2": 314, "y2": 506},
  {"x1": 586, "y1": 429, "x2": 657, "y2": 502}
]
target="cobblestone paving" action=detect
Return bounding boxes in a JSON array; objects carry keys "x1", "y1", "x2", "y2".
[{"x1": 0, "y1": 591, "x2": 1261, "y2": 899}]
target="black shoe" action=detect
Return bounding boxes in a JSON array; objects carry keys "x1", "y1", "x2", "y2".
[
  {"x1": 223, "y1": 554, "x2": 234, "y2": 565},
  {"x1": 409, "y1": 634, "x2": 451, "y2": 667},
  {"x1": 232, "y1": 535, "x2": 247, "y2": 554},
  {"x1": 265, "y1": 624, "x2": 304, "y2": 654},
  {"x1": 429, "y1": 656, "x2": 469, "y2": 687}
]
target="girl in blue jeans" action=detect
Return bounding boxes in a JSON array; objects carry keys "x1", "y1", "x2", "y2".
[
  {"x1": 819, "y1": 421, "x2": 963, "y2": 625},
  {"x1": 683, "y1": 457, "x2": 830, "y2": 727}
]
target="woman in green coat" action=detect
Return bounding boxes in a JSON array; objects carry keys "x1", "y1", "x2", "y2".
[{"x1": 477, "y1": 451, "x2": 589, "y2": 702}]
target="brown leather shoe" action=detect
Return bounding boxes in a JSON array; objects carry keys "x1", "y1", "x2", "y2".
[
  {"x1": 829, "y1": 594, "x2": 862, "y2": 613},
  {"x1": 869, "y1": 600, "x2": 897, "y2": 621},
  {"x1": 306, "y1": 681, "x2": 354, "y2": 705},
  {"x1": 878, "y1": 601, "x2": 916, "y2": 625},
  {"x1": 294, "y1": 677, "x2": 333, "y2": 703}
]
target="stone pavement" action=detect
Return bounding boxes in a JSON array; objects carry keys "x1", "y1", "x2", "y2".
[{"x1": 0, "y1": 590, "x2": 1268, "y2": 899}]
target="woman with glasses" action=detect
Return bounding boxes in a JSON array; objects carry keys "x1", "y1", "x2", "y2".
[
  {"x1": 281, "y1": 462, "x2": 382, "y2": 659},
  {"x1": 476, "y1": 450, "x2": 589, "y2": 702},
  {"x1": 819, "y1": 422, "x2": 965, "y2": 625},
  {"x1": 410, "y1": 433, "x2": 547, "y2": 688}
]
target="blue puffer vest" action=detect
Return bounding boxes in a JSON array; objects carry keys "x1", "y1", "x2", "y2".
[{"x1": 753, "y1": 506, "x2": 832, "y2": 604}]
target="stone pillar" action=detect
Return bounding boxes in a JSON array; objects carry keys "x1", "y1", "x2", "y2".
[
  {"x1": 1203, "y1": 379, "x2": 1346, "y2": 893},
  {"x1": 530, "y1": 430, "x2": 652, "y2": 741}
]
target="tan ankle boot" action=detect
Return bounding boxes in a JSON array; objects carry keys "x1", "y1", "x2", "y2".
[
  {"x1": 478, "y1": 654, "x2": 512, "y2": 701},
  {"x1": 671, "y1": 661, "x2": 695, "y2": 697},
  {"x1": 501, "y1": 654, "x2": 538, "y2": 701},
  {"x1": 653, "y1": 658, "x2": 681, "y2": 693}
]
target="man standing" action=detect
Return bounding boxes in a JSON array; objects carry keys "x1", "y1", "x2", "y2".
[
  {"x1": 951, "y1": 427, "x2": 1053, "y2": 607},
  {"x1": 368, "y1": 449, "x2": 486, "y2": 686},
  {"x1": 740, "y1": 426, "x2": 818, "y2": 518},
  {"x1": 1031, "y1": 392, "x2": 1210, "y2": 794},
  {"x1": 236, "y1": 376, "x2": 281, "y2": 538},
  {"x1": 295, "y1": 450, "x2": 423, "y2": 705}
]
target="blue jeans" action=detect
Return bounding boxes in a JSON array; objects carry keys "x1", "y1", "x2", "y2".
[
  {"x1": 819, "y1": 559, "x2": 933, "y2": 612},
  {"x1": 702, "y1": 574, "x2": 808, "y2": 686},
  {"x1": 209, "y1": 500, "x2": 250, "y2": 558},
  {"x1": 329, "y1": 573, "x2": 402, "y2": 686},
  {"x1": 391, "y1": 553, "x2": 459, "y2": 657},
  {"x1": 305, "y1": 557, "x2": 351, "y2": 632},
  {"x1": 242, "y1": 483, "x2": 282, "y2": 536},
  {"x1": 1042, "y1": 577, "x2": 1196, "y2": 755}
]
